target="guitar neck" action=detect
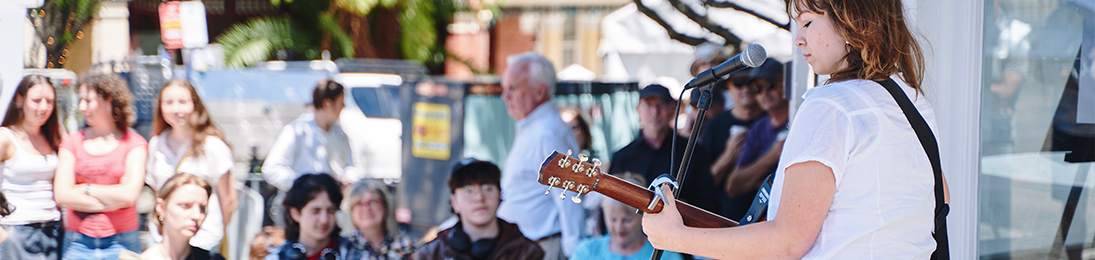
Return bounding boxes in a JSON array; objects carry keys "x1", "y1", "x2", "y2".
[
  {"x1": 538, "y1": 151, "x2": 738, "y2": 228},
  {"x1": 595, "y1": 172, "x2": 738, "y2": 228}
]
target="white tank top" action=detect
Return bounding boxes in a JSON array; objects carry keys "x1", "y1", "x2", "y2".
[{"x1": 0, "y1": 127, "x2": 61, "y2": 225}]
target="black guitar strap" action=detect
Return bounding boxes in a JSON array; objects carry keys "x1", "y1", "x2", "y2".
[
  {"x1": 876, "y1": 78, "x2": 950, "y2": 260},
  {"x1": 739, "y1": 174, "x2": 773, "y2": 225}
]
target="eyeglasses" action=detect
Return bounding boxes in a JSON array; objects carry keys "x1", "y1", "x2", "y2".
[
  {"x1": 353, "y1": 199, "x2": 385, "y2": 209},
  {"x1": 748, "y1": 79, "x2": 779, "y2": 93},
  {"x1": 455, "y1": 184, "x2": 500, "y2": 197}
]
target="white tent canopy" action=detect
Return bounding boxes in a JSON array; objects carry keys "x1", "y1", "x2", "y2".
[{"x1": 599, "y1": 0, "x2": 791, "y2": 85}]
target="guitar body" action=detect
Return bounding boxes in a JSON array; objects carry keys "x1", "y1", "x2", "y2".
[{"x1": 538, "y1": 151, "x2": 738, "y2": 228}]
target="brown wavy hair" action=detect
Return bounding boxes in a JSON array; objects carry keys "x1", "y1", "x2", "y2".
[
  {"x1": 152, "y1": 78, "x2": 228, "y2": 158},
  {"x1": 2, "y1": 75, "x2": 63, "y2": 152},
  {"x1": 150, "y1": 173, "x2": 212, "y2": 235},
  {"x1": 788, "y1": 0, "x2": 926, "y2": 91},
  {"x1": 78, "y1": 71, "x2": 135, "y2": 132}
]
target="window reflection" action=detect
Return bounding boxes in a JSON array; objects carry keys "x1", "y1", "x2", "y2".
[{"x1": 980, "y1": 0, "x2": 1095, "y2": 259}]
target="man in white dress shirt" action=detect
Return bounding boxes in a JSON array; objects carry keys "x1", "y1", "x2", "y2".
[
  {"x1": 496, "y1": 52, "x2": 583, "y2": 260},
  {"x1": 263, "y1": 79, "x2": 359, "y2": 191}
]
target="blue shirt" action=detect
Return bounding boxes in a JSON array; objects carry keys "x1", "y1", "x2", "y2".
[
  {"x1": 497, "y1": 102, "x2": 584, "y2": 255},
  {"x1": 726, "y1": 114, "x2": 788, "y2": 220},
  {"x1": 570, "y1": 235, "x2": 683, "y2": 260}
]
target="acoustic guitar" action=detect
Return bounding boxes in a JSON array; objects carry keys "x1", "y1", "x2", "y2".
[{"x1": 537, "y1": 150, "x2": 738, "y2": 228}]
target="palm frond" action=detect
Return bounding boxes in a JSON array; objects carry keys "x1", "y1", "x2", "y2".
[{"x1": 215, "y1": 17, "x2": 306, "y2": 67}]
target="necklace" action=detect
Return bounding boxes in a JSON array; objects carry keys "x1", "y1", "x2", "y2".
[{"x1": 8, "y1": 127, "x2": 49, "y2": 160}]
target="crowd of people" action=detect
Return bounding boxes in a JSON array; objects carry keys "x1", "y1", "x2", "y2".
[
  {"x1": 0, "y1": 50, "x2": 787, "y2": 260},
  {"x1": 0, "y1": 0, "x2": 948, "y2": 259}
]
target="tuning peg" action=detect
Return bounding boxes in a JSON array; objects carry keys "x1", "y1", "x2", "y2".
[
  {"x1": 560, "y1": 181, "x2": 575, "y2": 200},
  {"x1": 558, "y1": 150, "x2": 573, "y2": 168},
  {"x1": 571, "y1": 185, "x2": 589, "y2": 203},
  {"x1": 591, "y1": 158, "x2": 602, "y2": 169},
  {"x1": 578, "y1": 154, "x2": 588, "y2": 163},
  {"x1": 544, "y1": 177, "x2": 561, "y2": 195}
]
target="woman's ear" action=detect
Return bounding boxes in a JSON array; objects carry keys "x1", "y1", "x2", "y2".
[
  {"x1": 154, "y1": 198, "x2": 166, "y2": 220},
  {"x1": 290, "y1": 207, "x2": 302, "y2": 222}
]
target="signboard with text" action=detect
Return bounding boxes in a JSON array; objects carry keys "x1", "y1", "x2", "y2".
[{"x1": 159, "y1": 1, "x2": 208, "y2": 49}]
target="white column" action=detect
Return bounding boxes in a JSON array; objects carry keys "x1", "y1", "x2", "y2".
[
  {"x1": 90, "y1": 1, "x2": 129, "y2": 67},
  {"x1": 0, "y1": 0, "x2": 42, "y2": 120},
  {"x1": 907, "y1": 0, "x2": 983, "y2": 259}
]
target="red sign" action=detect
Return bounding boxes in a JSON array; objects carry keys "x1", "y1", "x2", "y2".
[{"x1": 159, "y1": 2, "x2": 183, "y2": 49}]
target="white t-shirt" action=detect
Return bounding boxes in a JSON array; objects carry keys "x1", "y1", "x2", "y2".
[
  {"x1": 0, "y1": 127, "x2": 61, "y2": 225},
  {"x1": 767, "y1": 74, "x2": 937, "y2": 259},
  {"x1": 146, "y1": 133, "x2": 241, "y2": 250},
  {"x1": 261, "y1": 113, "x2": 357, "y2": 191}
]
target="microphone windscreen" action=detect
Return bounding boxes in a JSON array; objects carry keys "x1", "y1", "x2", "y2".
[{"x1": 742, "y1": 44, "x2": 768, "y2": 68}]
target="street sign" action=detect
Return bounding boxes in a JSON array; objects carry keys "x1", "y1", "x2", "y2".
[
  {"x1": 159, "y1": 1, "x2": 209, "y2": 50},
  {"x1": 159, "y1": 2, "x2": 182, "y2": 49},
  {"x1": 180, "y1": 1, "x2": 209, "y2": 48}
]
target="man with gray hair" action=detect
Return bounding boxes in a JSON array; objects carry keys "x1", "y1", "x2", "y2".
[{"x1": 496, "y1": 52, "x2": 583, "y2": 259}]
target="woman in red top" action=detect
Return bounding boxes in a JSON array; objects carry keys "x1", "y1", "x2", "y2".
[{"x1": 54, "y1": 71, "x2": 148, "y2": 259}]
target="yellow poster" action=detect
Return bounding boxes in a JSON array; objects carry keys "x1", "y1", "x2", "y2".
[{"x1": 411, "y1": 102, "x2": 451, "y2": 160}]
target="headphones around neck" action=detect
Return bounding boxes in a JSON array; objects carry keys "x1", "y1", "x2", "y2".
[
  {"x1": 281, "y1": 242, "x2": 340, "y2": 260},
  {"x1": 448, "y1": 222, "x2": 497, "y2": 260}
]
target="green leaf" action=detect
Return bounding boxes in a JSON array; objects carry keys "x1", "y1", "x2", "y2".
[{"x1": 215, "y1": 17, "x2": 308, "y2": 67}]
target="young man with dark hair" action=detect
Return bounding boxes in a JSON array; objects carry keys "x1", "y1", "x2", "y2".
[
  {"x1": 263, "y1": 79, "x2": 359, "y2": 191},
  {"x1": 415, "y1": 159, "x2": 544, "y2": 260}
]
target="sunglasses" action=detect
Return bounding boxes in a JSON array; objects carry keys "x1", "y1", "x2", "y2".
[{"x1": 748, "y1": 79, "x2": 779, "y2": 93}]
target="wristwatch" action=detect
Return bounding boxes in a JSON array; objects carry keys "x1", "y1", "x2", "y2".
[{"x1": 84, "y1": 184, "x2": 91, "y2": 195}]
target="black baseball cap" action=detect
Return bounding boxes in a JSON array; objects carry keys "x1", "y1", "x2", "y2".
[
  {"x1": 749, "y1": 58, "x2": 784, "y2": 80},
  {"x1": 639, "y1": 84, "x2": 675, "y2": 103}
]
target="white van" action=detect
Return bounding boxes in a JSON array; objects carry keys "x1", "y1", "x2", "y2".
[{"x1": 336, "y1": 72, "x2": 403, "y2": 182}]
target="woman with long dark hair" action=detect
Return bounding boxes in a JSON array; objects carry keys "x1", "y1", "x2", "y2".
[{"x1": 0, "y1": 75, "x2": 65, "y2": 259}]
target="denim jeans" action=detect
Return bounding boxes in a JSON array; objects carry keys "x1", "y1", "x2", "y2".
[
  {"x1": 0, "y1": 221, "x2": 65, "y2": 260},
  {"x1": 61, "y1": 231, "x2": 140, "y2": 260}
]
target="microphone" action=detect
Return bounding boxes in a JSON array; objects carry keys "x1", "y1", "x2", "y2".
[{"x1": 684, "y1": 43, "x2": 767, "y2": 89}]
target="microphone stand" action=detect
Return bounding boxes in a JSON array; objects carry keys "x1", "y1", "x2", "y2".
[{"x1": 650, "y1": 83, "x2": 716, "y2": 260}]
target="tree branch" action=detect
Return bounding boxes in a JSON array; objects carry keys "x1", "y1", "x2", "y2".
[
  {"x1": 632, "y1": 0, "x2": 707, "y2": 46},
  {"x1": 666, "y1": 0, "x2": 741, "y2": 46},
  {"x1": 705, "y1": 0, "x2": 790, "y2": 31}
]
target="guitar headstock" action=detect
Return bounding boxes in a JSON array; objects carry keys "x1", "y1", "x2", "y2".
[{"x1": 538, "y1": 150, "x2": 603, "y2": 203}]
